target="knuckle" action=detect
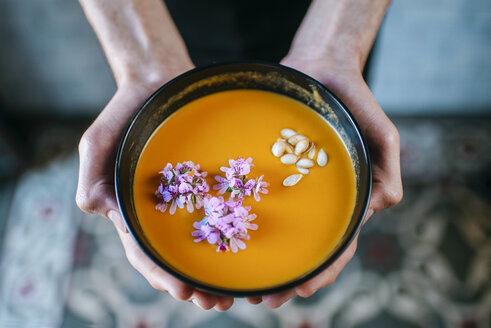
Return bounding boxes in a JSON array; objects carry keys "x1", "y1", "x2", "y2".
[
  {"x1": 172, "y1": 285, "x2": 193, "y2": 301},
  {"x1": 201, "y1": 300, "x2": 216, "y2": 310},
  {"x1": 384, "y1": 185, "x2": 403, "y2": 208},
  {"x1": 78, "y1": 130, "x2": 95, "y2": 155},
  {"x1": 328, "y1": 276, "x2": 337, "y2": 286},
  {"x1": 347, "y1": 241, "x2": 358, "y2": 257},
  {"x1": 75, "y1": 188, "x2": 98, "y2": 214},
  {"x1": 146, "y1": 266, "x2": 167, "y2": 292},
  {"x1": 381, "y1": 124, "x2": 400, "y2": 148},
  {"x1": 125, "y1": 248, "x2": 140, "y2": 269},
  {"x1": 148, "y1": 279, "x2": 161, "y2": 291},
  {"x1": 124, "y1": 246, "x2": 143, "y2": 273},
  {"x1": 323, "y1": 273, "x2": 338, "y2": 288},
  {"x1": 264, "y1": 299, "x2": 281, "y2": 309},
  {"x1": 296, "y1": 285, "x2": 315, "y2": 298},
  {"x1": 79, "y1": 126, "x2": 113, "y2": 155},
  {"x1": 324, "y1": 272, "x2": 338, "y2": 287}
]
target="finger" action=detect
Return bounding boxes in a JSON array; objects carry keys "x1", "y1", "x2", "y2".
[
  {"x1": 369, "y1": 171, "x2": 403, "y2": 214},
  {"x1": 362, "y1": 208, "x2": 374, "y2": 225},
  {"x1": 107, "y1": 210, "x2": 128, "y2": 234},
  {"x1": 326, "y1": 78, "x2": 403, "y2": 214},
  {"x1": 190, "y1": 290, "x2": 218, "y2": 310},
  {"x1": 117, "y1": 229, "x2": 193, "y2": 301},
  {"x1": 76, "y1": 88, "x2": 152, "y2": 232},
  {"x1": 262, "y1": 289, "x2": 297, "y2": 309},
  {"x1": 76, "y1": 171, "x2": 127, "y2": 233},
  {"x1": 76, "y1": 132, "x2": 119, "y2": 215},
  {"x1": 76, "y1": 160, "x2": 127, "y2": 233},
  {"x1": 245, "y1": 296, "x2": 263, "y2": 305},
  {"x1": 368, "y1": 125, "x2": 403, "y2": 214},
  {"x1": 76, "y1": 112, "x2": 128, "y2": 232},
  {"x1": 295, "y1": 237, "x2": 358, "y2": 297},
  {"x1": 214, "y1": 296, "x2": 234, "y2": 312}
]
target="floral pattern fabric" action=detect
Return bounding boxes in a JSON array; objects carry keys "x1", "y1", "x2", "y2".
[{"x1": 0, "y1": 118, "x2": 490, "y2": 328}]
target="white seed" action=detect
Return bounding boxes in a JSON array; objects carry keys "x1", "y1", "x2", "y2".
[
  {"x1": 296, "y1": 158, "x2": 315, "y2": 168},
  {"x1": 317, "y1": 148, "x2": 328, "y2": 167},
  {"x1": 271, "y1": 141, "x2": 286, "y2": 157},
  {"x1": 280, "y1": 154, "x2": 298, "y2": 165},
  {"x1": 294, "y1": 139, "x2": 310, "y2": 155},
  {"x1": 308, "y1": 144, "x2": 316, "y2": 159},
  {"x1": 280, "y1": 128, "x2": 297, "y2": 139},
  {"x1": 296, "y1": 166, "x2": 310, "y2": 174},
  {"x1": 285, "y1": 143, "x2": 294, "y2": 154},
  {"x1": 283, "y1": 174, "x2": 303, "y2": 187},
  {"x1": 288, "y1": 134, "x2": 308, "y2": 146},
  {"x1": 306, "y1": 141, "x2": 314, "y2": 152}
]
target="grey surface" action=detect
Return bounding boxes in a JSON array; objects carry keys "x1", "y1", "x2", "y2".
[
  {"x1": 370, "y1": 0, "x2": 491, "y2": 114},
  {"x1": 0, "y1": 0, "x2": 115, "y2": 115},
  {"x1": 0, "y1": 0, "x2": 490, "y2": 116}
]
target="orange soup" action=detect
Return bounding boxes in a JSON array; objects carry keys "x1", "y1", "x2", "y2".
[{"x1": 133, "y1": 89, "x2": 356, "y2": 290}]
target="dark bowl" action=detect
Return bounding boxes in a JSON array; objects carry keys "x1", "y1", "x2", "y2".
[{"x1": 115, "y1": 62, "x2": 371, "y2": 297}]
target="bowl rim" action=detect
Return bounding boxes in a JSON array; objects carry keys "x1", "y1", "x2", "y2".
[{"x1": 115, "y1": 61, "x2": 372, "y2": 297}]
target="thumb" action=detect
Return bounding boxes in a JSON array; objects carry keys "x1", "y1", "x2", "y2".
[
  {"x1": 76, "y1": 129, "x2": 128, "y2": 234},
  {"x1": 108, "y1": 208, "x2": 128, "y2": 234}
]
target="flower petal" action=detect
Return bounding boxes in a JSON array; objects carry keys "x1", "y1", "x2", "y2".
[
  {"x1": 186, "y1": 201, "x2": 194, "y2": 213},
  {"x1": 169, "y1": 200, "x2": 177, "y2": 215}
]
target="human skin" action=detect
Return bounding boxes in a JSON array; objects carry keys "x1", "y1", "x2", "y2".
[{"x1": 76, "y1": 0, "x2": 402, "y2": 311}]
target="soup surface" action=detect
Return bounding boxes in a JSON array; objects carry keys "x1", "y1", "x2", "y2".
[{"x1": 133, "y1": 89, "x2": 356, "y2": 290}]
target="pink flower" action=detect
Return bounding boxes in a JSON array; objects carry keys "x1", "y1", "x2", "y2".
[
  {"x1": 192, "y1": 219, "x2": 221, "y2": 244},
  {"x1": 229, "y1": 157, "x2": 253, "y2": 176},
  {"x1": 155, "y1": 161, "x2": 209, "y2": 215},
  {"x1": 229, "y1": 236, "x2": 247, "y2": 253},
  {"x1": 192, "y1": 196, "x2": 257, "y2": 253},
  {"x1": 156, "y1": 158, "x2": 267, "y2": 254},
  {"x1": 253, "y1": 175, "x2": 269, "y2": 201},
  {"x1": 213, "y1": 157, "x2": 268, "y2": 202},
  {"x1": 213, "y1": 175, "x2": 229, "y2": 194}
]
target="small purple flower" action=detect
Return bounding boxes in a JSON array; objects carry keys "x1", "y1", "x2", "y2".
[
  {"x1": 229, "y1": 236, "x2": 247, "y2": 253},
  {"x1": 229, "y1": 157, "x2": 253, "y2": 176},
  {"x1": 253, "y1": 175, "x2": 269, "y2": 202},
  {"x1": 155, "y1": 161, "x2": 209, "y2": 215},
  {"x1": 192, "y1": 196, "x2": 257, "y2": 253},
  {"x1": 213, "y1": 176, "x2": 229, "y2": 194},
  {"x1": 203, "y1": 196, "x2": 225, "y2": 217},
  {"x1": 213, "y1": 157, "x2": 268, "y2": 202},
  {"x1": 243, "y1": 179, "x2": 256, "y2": 197}
]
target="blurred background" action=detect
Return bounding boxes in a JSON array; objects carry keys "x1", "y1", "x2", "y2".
[{"x1": 0, "y1": 0, "x2": 490, "y2": 327}]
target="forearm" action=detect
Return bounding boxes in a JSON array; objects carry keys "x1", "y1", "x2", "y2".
[
  {"x1": 79, "y1": 0, "x2": 192, "y2": 86},
  {"x1": 287, "y1": 0, "x2": 391, "y2": 72}
]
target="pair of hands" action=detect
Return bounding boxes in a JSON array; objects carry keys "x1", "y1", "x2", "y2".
[{"x1": 76, "y1": 57, "x2": 402, "y2": 311}]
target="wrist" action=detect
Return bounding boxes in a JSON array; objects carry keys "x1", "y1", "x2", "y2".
[
  {"x1": 286, "y1": 0, "x2": 390, "y2": 75},
  {"x1": 117, "y1": 58, "x2": 194, "y2": 91},
  {"x1": 284, "y1": 43, "x2": 363, "y2": 76},
  {"x1": 281, "y1": 50, "x2": 362, "y2": 84}
]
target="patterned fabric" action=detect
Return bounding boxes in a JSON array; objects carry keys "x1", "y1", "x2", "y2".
[
  {"x1": 0, "y1": 155, "x2": 80, "y2": 328},
  {"x1": 0, "y1": 118, "x2": 489, "y2": 328}
]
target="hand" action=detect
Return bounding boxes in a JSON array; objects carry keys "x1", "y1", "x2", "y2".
[
  {"x1": 245, "y1": 55, "x2": 403, "y2": 308},
  {"x1": 76, "y1": 0, "x2": 236, "y2": 311},
  {"x1": 75, "y1": 73, "x2": 235, "y2": 311}
]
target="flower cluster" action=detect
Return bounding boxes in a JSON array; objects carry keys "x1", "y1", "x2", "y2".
[
  {"x1": 192, "y1": 196, "x2": 257, "y2": 253},
  {"x1": 155, "y1": 158, "x2": 268, "y2": 253},
  {"x1": 155, "y1": 161, "x2": 209, "y2": 215},
  {"x1": 213, "y1": 157, "x2": 269, "y2": 201}
]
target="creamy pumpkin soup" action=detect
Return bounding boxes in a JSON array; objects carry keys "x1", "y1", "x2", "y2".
[{"x1": 133, "y1": 89, "x2": 356, "y2": 290}]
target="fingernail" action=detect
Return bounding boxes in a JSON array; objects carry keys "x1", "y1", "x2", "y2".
[
  {"x1": 191, "y1": 298, "x2": 204, "y2": 310},
  {"x1": 108, "y1": 210, "x2": 128, "y2": 233}
]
